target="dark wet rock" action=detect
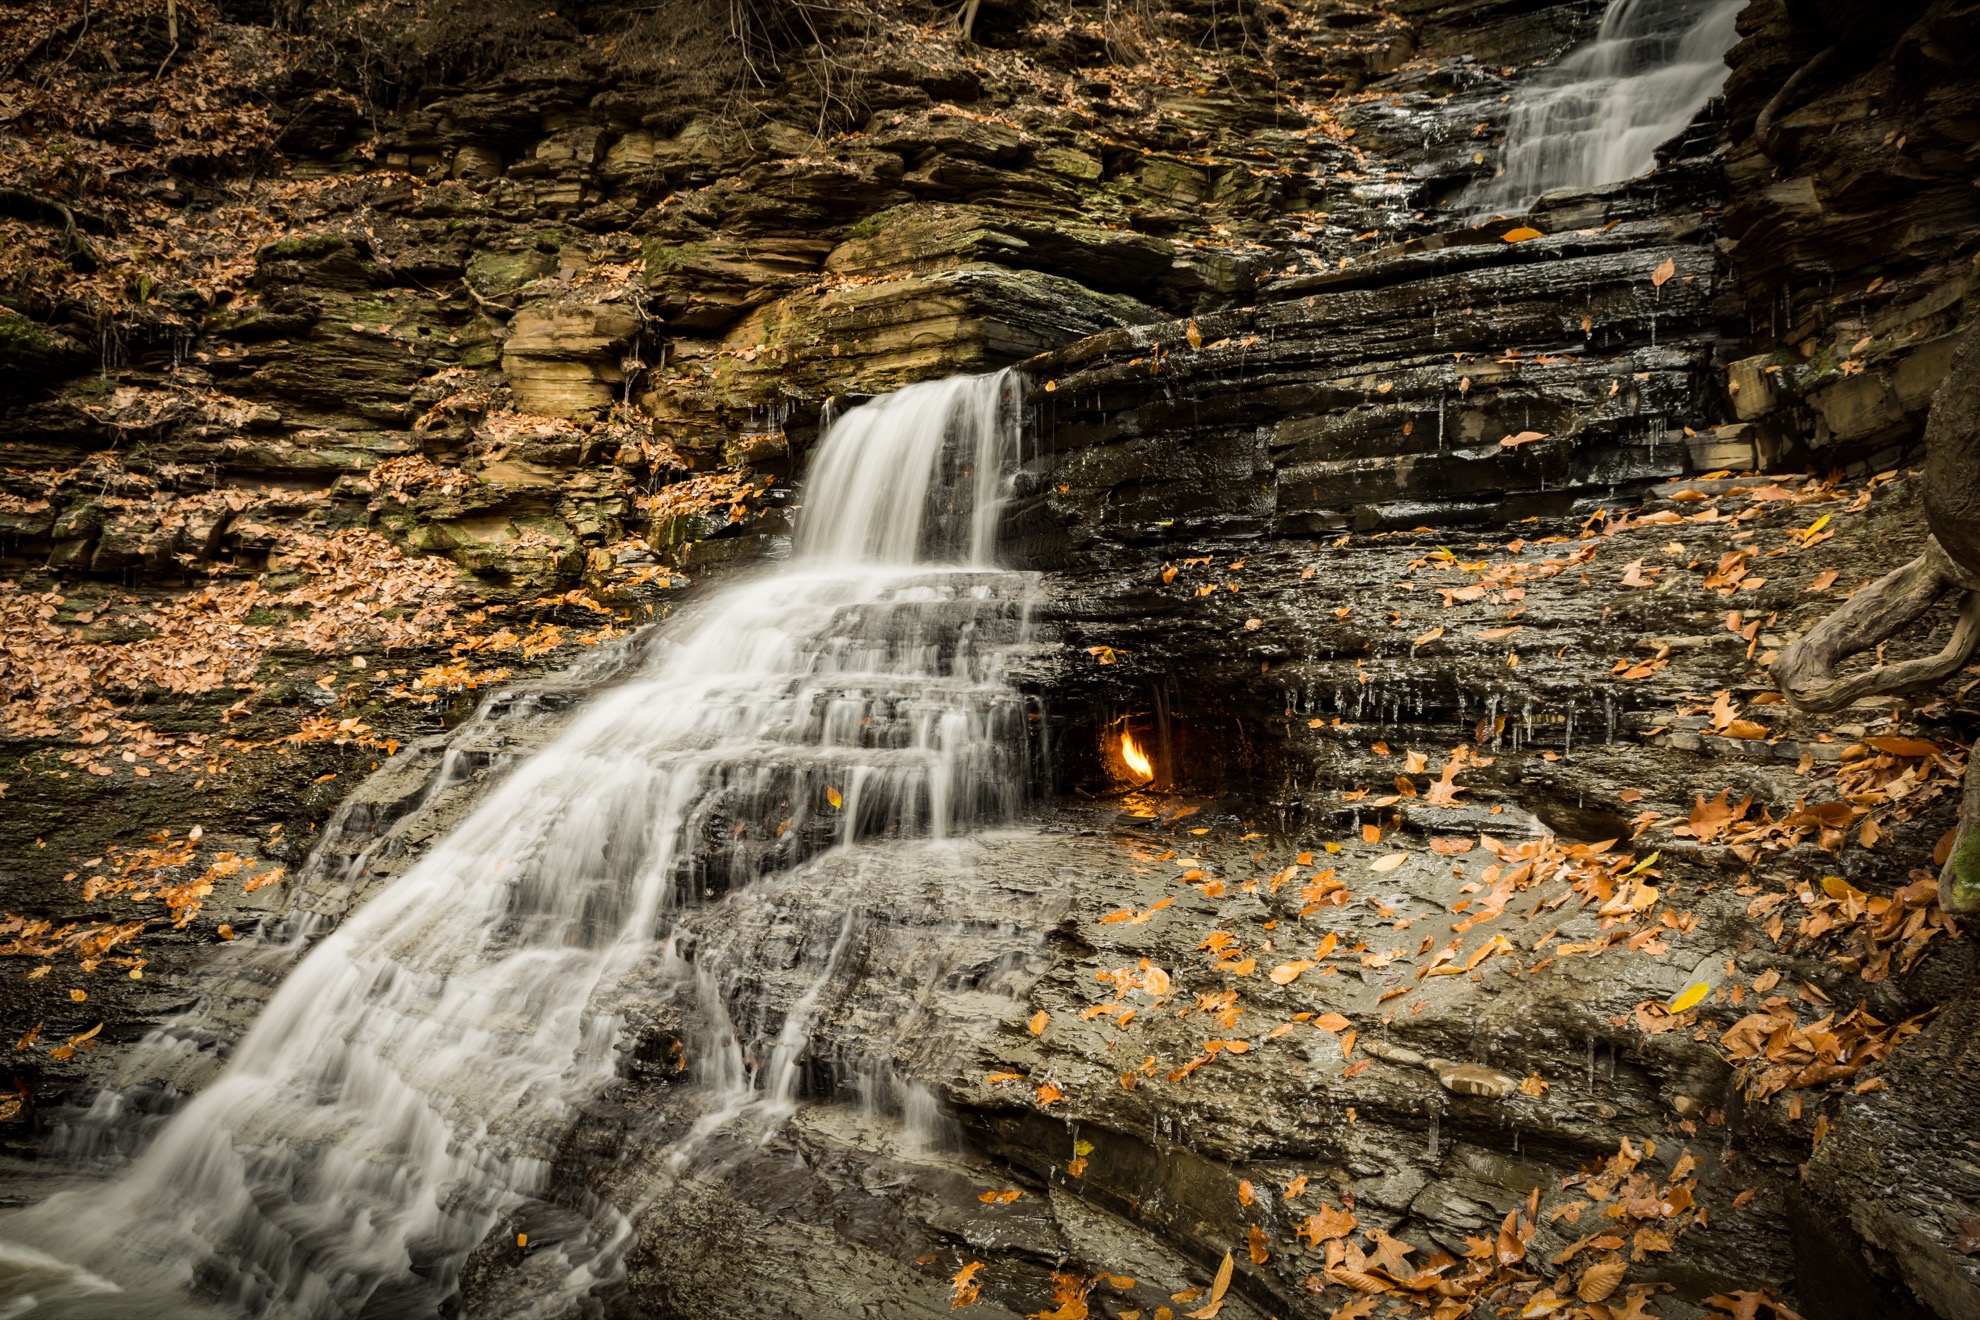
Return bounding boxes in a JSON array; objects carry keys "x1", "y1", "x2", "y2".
[{"x1": 5, "y1": 0, "x2": 1980, "y2": 1316}]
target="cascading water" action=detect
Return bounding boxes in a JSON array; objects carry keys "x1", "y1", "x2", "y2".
[
  {"x1": 0, "y1": 371, "x2": 1039, "y2": 1318},
  {"x1": 1468, "y1": 0, "x2": 1743, "y2": 218}
]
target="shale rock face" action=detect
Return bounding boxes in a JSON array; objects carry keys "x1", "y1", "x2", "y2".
[{"x1": 4, "y1": 0, "x2": 1980, "y2": 1319}]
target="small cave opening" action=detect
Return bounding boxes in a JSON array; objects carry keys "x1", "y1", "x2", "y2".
[{"x1": 1049, "y1": 691, "x2": 1263, "y2": 806}]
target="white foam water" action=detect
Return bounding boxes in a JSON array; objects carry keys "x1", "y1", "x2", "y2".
[
  {"x1": 0, "y1": 371, "x2": 1038, "y2": 1318},
  {"x1": 1469, "y1": 0, "x2": 1744, "y2": 217}
]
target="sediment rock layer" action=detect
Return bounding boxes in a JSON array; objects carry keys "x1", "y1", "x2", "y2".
[{"x1": 4, "y1": 0, "x2": 1979, "y2": 1316}]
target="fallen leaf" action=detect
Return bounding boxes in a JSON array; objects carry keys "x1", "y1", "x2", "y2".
[
  {"x1": 1186, "y1": 1252, "x2": 1235, "y2": 1318},
  {"x1": 1500, "y1": 226, "x2": 1544, "y2": 243},
  {"x1": 1578, "y1": 1259, "x2": 1628, "y2": 1303},
  {"x1": 1865, "y1": 736, "x2": 1939, "y2": 758},
  {"x1": 1651, "y1": 257, "x2": 1676, "y2": 287},
  {"x1": 953, "y1": 1260, "x2": 985, "y2": 1308},
  {"x1": 1667, "y1": 982, "x2": 1710, "y2": 1014}
]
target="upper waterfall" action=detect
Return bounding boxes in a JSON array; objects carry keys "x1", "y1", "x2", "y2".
[
  {"x1": 0, "y1": 372, "x2": 1037, "y2": 1319},
  {"x1": 1468, "y1": 0, "x2": 1743, "y2": 218}
]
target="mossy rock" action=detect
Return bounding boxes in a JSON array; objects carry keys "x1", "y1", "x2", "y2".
[{"x1": 0, "y1": 313, "x2": 84, "y2": 382}]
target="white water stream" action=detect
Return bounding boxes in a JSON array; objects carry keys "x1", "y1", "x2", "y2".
[
  {"x1": 0, "y1": 372, "x2": 1038, "y2": 1318},
  {"x1": 1469, "y1": 0, "x2": 1744, "y2": 217}
]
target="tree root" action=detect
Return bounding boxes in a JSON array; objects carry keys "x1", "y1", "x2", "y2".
[
  {"x1": 1770, "y1": 536, "x2": 1980, "y2": 715},
  {"x1": 1771, "y1": 535, "x2": 1980, "y2": 914}
]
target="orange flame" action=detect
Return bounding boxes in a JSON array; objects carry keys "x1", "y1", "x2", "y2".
[{"x1": 1120, "y1": 728, "x2": 1154, "y2": 782}]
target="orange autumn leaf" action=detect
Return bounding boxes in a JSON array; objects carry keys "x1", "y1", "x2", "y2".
[
  {"x1": 951, "y1": 1260, "x2": 985, "y2": 1308},
  {"x1": 1185, "y1": 1252, "x2": 1235, "y2": 1319},
  {"x1": 1028, "y1": 1010, "x2": 1049, "y2": 1035},
  {"x1": 1296, "y1": 1203, "x2": 1358, "y2": 1246}
]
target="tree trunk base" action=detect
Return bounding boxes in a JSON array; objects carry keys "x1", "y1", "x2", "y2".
[
  {"x1": 1942, "y1": 753, "x2": 1980, "y2": 915},
  {"x1": 1772, "y1": 535, "x2": 1980, "y2": 917}
]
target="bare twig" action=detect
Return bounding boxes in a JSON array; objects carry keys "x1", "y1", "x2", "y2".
[{"x1": 155, "y1": 0, "x2": 180, "y2": 80}]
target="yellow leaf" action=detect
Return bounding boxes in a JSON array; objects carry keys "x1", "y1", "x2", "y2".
[
  {"x1": 1821, "y1": 875, "x2": 1868, "y2": 902},
  {"x1": 826, "y1": 786, "x2": 843, "y2": 809},
  {"x1": 1029, "y1": 1010, "x2": 1049, "y2": 1035},
  {"x1": 1500, "y1": 226, "x2": 1544, "y2": 243},
  {"x1": 1269, "y1": 960, "x2": 1315, "y2": 985},
  {"x1": 1666, "y1": 982, "x2": 1710, "y2": 1014},
  {"x1": 1370, "y1": 853, "x2": 1408, "y2": 873}
]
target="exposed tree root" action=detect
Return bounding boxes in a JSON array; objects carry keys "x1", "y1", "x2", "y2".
[
  {"x1": 1771, "y1": 535, "x2": 1980, "y2": 914},
  {"x1": 1771, "y1": 536, "x2": 1980, "y2": 714}
]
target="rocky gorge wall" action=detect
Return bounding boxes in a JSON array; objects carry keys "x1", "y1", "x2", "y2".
[{"x1": 4, "y1": 0, "x2": 1980, "y2": 1317}]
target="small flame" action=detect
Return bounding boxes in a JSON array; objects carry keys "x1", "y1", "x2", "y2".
[{"x1": 1119, "y1": 728, "x2": 1154, "y2": 782}]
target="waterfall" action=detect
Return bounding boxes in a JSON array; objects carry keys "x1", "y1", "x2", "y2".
[
  {"x1": 0, "y1": 372, "x2": 1038, "y2": 1319},
  {"x1": 1468, "y1": 0, "x2": 1743, "y2": 218}
]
